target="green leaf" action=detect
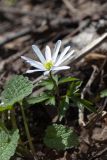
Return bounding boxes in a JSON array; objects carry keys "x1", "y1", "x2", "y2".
[
  {"x1": 59, "y1": 96, "x2": 69, "y2": 121},
  {"x1": 59, "y1": 77, "x2": 78, "y2": 85},
  {"x1": 1, "y1": 75, "x2": 33, "y2": 108},
  {"x1": 27, "y1": 94, "x2": 50, "y2": 104},
  {"x1": 72, "y1": 96, "x2": 96, "y2": 113},
  {"x1": 45, "y1": 96, "x2": 55, "y2": 106},
  {"x1": 52, "y1": 75, "x2": 58, "y2": 86},
  {"x1": 100, "y1": 89, "x2": 107, "y2": 98},
  {"x1": 44, "y1": 124, "x2": 79, "y2": 150},
  {"x1": 78, "y1": 99, "x2": 96, "y2": 113},
  {"x1": 67, "y1": 81, "x2": 82, "y2": 96},
  {"x1": 0, "y1": 129, "x2": 19, "y2": 160},
  {"x1": 0, "y1": 122, "x2": 9, "y2": 133},
  {"x1": 0, "y1": 105, "x2": 13, "y2": 112},
  {"x1": 39, "y1": 79, "x2": 54, "y2": 90}
]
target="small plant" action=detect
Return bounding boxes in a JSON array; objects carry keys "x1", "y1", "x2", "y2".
[
  {"x1": 44, "y1": 124, "x2": 79, "y2": 150},
  {"x1": 0, "y1": 128, "x2": 19, "y2": 160},
  {"x1": 0, "y1": 40, "x2": 96, "y2": 159}
]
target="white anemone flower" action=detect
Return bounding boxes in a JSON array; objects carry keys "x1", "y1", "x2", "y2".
[{"x1": 21, "y1": 40, "x2": 75, "y2": 75}]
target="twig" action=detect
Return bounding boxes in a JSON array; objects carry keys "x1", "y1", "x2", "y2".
[
  {"x1": 64, "y1": 32, "x2": 107, "y2": 66},
  {"x1": 85, "y1": 98, "x2": 107, "y2": 129},
  {"x1": 90, "y1": 147, "x2": 107, "y2": 160},
  {"x1": 78, "y1": 53, "x2": 107, "y2": 127},
  {"x1": 82, "y1": 65, "x2": 99, "y2": 95},
  {"x1": 78, "y1": 65, "x2": 99, "y2": 126},
  {"x1": 62, "y1": 19, "x2": 90, "y2": 45},
  {"x1": 0, "y1": 47, "x2": 30, "y2": 72},
  {"x1": 0, "y1": 7, "x2": 56, "y2": 19},
  {"x1": 0, "y1": 18, "x2": 73, "y2": 47},
  {"x1": 62, "y1": 0, "x2": 77, "y2": 14},
  {"x1": 0, "y1": 28, "x2": 31, "y2": 47},
  {"x1": 20, "y1": 102, "x2": 37, "y2": 160}
]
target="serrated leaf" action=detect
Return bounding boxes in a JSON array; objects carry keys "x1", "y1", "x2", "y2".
[
  {"x1": 1, "y1": 75, "x2": 33, "y2": 107},
  {"x1": 100, "y1": 89, "x2": 107, "y2": 98},
  {"x1": 0, "y1": 129, "x2": 19, "y2": 160},
  {"x1": 78, "y1": 99, "x2": 96, "y2": 113},
  {"x1": 39, "y1": 79, "x2": 54, "y2": 90},
  {"x1": 45, "y1": 96, "x2": 55, "y2": 106},
  {"x1": 44, "y1": 124, "x2": 79, "y2": 150},
  {"x1": 72, "y1": 96, "x2": 96, "y2": 113},
  {"x1": 59, "y1": 77, "x2": 78, "y2": 85},
  {"x1": 27, "y1": 94, "x2": 50, "y2": 104},
  {"x1": 59, "y1": 96, "x2": 69, "y2": 121},
  {"x1": 67, "y1": 81, "x2": 82, "y2": 96},
  {"x1": 0, "y1": 122, "x2": 9, "y2": 133}
]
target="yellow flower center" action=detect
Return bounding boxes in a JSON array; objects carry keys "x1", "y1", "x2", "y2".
[{"x1": 44, "y1": 60, "x2": 54, "y2": 70}]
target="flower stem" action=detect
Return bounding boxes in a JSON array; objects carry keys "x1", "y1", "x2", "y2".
[
  {"x1": 49, "y1": 72, "x2": 60, "y2": 120},
  {"x1": 11, "y1": 109, "x2": 17, "y2": 129},
  {"x1": 20, "y1": 102, "x2": 37, "y2": 160},
  {"x1": 49, "y1": 72, "x2": 59, "y2": 96}
]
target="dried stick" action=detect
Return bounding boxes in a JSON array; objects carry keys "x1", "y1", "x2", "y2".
[
  {"x1": 0, "y1": 28, "x2": 31, "y2": 47},
  {"x1": 78, "y1": 65, "x2": 99, "y2": 126},
  {"x1": 64, "y1": 32, "x2": 107, "y2": 66},
  {"x1": 62, "y1": 0, "x2": 77, "y2": 14},
  {"x1": 0, "y1": 7, "x2": 56, "y2": 19},
  {"x1": 0, "y1": 47, "x2": 30, "y2": 72}
]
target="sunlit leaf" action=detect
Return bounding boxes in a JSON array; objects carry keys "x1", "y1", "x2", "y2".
[
  {"x1": 1, "y1": 75, "x2": 33, "y2": 108},
  {"x1": 45, "y1": 96, "x2": 55, "y2": 106},
  {"x1": 71, "y1": 96, "x2": 96, "y2": 113},
  {"x1": 67, "y1": 81, "x2": 82, "y2": 96},
  {"x1": 0, "y1": 129, "x2": 19, "y2": 160},
  {"x1": 39, "y1": 79, "x2": 54, "y2": 90},
  {"x1": 59, "y1": 77, "x2": 78, "y2": 85},
  {"x1": 0, "y1": 105, "x2": 13, "y2": 112},
  {"x1": 27, "y1": 94, "x2": 50, "y2": 104},
  {"x1": 44, "y1": 124, "x2": 79, "y2": 150},
  {"x1": 78, "y1": 99, "x2": 96, "y2": 113}
]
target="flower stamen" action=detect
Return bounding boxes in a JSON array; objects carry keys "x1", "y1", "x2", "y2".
[{"x1": 43, "y1": 60, "x2": 54, "y2": 70}]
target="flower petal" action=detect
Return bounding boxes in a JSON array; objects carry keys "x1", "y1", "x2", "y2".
[
  {"x1": 21, "y1": 56, "x2": 45, "y2": 70},
  {"x1": 55, "y1": 50, "x2": 75, "y2": 66},
  {"x1": 52, "y1": 40, "x2": 61, "y2": 63},
  {"x1": 52, "y1": 66, "x2": 70, "y2": 71},
  {"x1": 26, "y1": 69, "x2": 44, "y2": 73},
  {"x1": 60, "y1": 50, "x2": 75, "y2": 63},
  {"x1": 55, "y1": 46, "x2": 70, "y2": 66},
  {"x1": 44, "y1": 71, "x2": 50, "y2": 75},
  {"x1": 32, "y1": 45, "x2": 45, "y2": 63},
  {"x1": 45, "y1": 45, "x2": 52, "y2": 61}
]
